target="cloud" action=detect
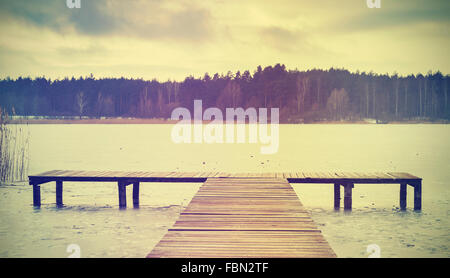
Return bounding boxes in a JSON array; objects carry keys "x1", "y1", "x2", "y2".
[
  {"x1": 57, "y1": 44, "x2": 107, "y2": 58},
  {"x1": 0, "y1": 0, "x2": 213, "y2": 41},
  {"x1": 331, "y1": 0, "x2": 450, "y2": 33},
  {"x1": 259, "y1": 26, "x2": 308, "y2": 52},
  {"x1": 129, "y1": 7, "x2": 213, "y2": 41},
  {"x1": 0, "y1": 0, "x2": 448, "y2": 79},
  {"x1": 68, "y1": 0, "x2": 120, "y2": 35},
  {"x1": 0, "y1": 0, "x2": 65, "y2": 29}
]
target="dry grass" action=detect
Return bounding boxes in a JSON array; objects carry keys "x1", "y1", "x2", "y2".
[{"x1": 0, "y1": 108, "x2": 29, "y2": 183}]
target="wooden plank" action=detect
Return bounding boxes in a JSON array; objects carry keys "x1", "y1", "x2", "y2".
[
  {"x1": 399, "y1": 172, "x2": 421, "y2": 180},
  {"x1": 148, "y1": 231, "x2": 335, "y2": 258},
  {"x1": 340, "y1": 172, "x2": 358, "y2": 179},
  {"x1": 389, "y1": 172, "x2": 421, "y2": 180},
  {"x1": 92, "y1": 171, "x2": 109, "y2": 177},
  {"x1": 123, "y1": 171, "x2": 141, "y2": 178},
  {"x1": 302, "y1": 172, "x2": 311, "y2": 178},
  {"x1": 36, "y1": 170, "x2": 62, "y2": 176},
  {"x1": 373, "y1": 172, "x2": 390, "y2": 179},
  {"x1": 170, "y1": 172, "x2": 185, "y2": 178},
  {"x1": 334, "y1": 172, "x2": 347, "y2": 178},
  {"x1": 50, "y1": 170, "x2": 74, "y2": 177},
  {"x1": 315, "y1": 172, "x2": 331, "y2": 179},
  {"x1": 147, "y1": 177, "x2": 336, "y2": 258},
  {"x1": 385, "y1": 172, "x2": 398, "y2": 179},
  {"x1": 70, "y1": 170, "x2": 94, "y2": 177},
  {"x1": 78, "y1": 170, "x2": 103, "y2": 177}
]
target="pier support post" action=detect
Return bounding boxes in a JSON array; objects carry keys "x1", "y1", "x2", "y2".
[
  {"x1": 343, "y1": 183, "x2": 353, "y2": 210},
  {"x1": 33, "y1": 184, "x2": 41, "y2": 207},
  {"x1": 118, "y1": 182, "x2": 127, "y2": 209},
  {"x1": 56, "y1": 181, "x2": 63, "y2": 207},
  {"x1": 334, "y1": 183, "x2": 340, "y2": 210},
  {"x1": 133, "y1": 182, "x2": 140, "y2": 208},
  {"x1": 414, "y1": 181, "x2": 422, "y2": 211},
  {"x1": 399, "y1": 183, "x2": 407, "y2": 210}
]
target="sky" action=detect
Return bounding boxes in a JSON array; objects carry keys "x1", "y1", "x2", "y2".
[{"x1": 0, "y1": 0, "x2": 448, "y2": 80}]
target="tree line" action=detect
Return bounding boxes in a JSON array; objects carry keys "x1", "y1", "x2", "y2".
[{"x1": 0, "y1": 64, "x2": 448, "y2": 123}]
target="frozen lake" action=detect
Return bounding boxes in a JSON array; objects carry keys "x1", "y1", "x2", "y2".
[{"x1": 0, "y1": 124, "x2": 449, "y2": 257}]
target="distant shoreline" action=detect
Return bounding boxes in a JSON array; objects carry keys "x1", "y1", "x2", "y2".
[{"x1": 6, "y1": 118, "x2": 449, "y2": 124}]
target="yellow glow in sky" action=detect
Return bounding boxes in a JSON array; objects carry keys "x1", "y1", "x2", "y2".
[{"x1": 0, "y1": 0, "x2": 448, "y2": 80}]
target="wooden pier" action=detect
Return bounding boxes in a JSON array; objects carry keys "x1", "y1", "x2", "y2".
[
  {"x1": 28, "y1": 170, "x2": 422, "y2": 258},
  {"x1": 147, "y1": 177, "x2": 336, "y2": 258},
  {"x1": 28, "y1": 170, "x2": 422, "y2": 210}
]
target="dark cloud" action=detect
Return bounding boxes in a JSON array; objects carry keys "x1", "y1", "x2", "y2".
[
  {"x1": 0, "y1": 0, "x2": 212, "y2": 41},
  {"x1": 68, "y1": 1, "x2": 120, "y2": 35},
  {"x1": 0, "y1": 0, "x2": 67, "y2": 30},
  {"x1": 332, "y1": 0, "x2": 450, "y2": 33}
]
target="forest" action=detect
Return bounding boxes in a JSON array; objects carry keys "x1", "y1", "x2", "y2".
[{"x1": 0, "y1": 64, "x2": 448, "y2": 123}]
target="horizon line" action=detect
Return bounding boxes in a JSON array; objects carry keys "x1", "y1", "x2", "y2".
[{"x1": 1, "y1": 65, "x2": 449, "y2": 82}]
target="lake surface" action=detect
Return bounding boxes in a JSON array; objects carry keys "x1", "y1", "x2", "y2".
[{"x1": 0, "y1": 124, "x2": 449, "y2": 258}]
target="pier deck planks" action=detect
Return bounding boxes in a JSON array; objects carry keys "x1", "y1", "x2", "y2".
[
  {"x1": 147, "y1": 177, "x2": 336, "y2": 258},
  {"x1": 29, "y1": 170, "x2": 421, "y2": 184}
]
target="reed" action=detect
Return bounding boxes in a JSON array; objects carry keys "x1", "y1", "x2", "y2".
[{"x1": 0, "y1": 107, "x2": 30, "y2": 183}]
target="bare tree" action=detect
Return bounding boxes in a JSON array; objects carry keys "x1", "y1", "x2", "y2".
[
  {"x1": 372, "y1": 80, "x2": 376, "y2": 118},
  {"x1": 365, "y1": 82, "x2": 369, "y2": 117},
  {"x1": 173, "y1": 82, "x2": 180, "y2": 103},
  {"x1": 327, "y1": 88, "x2": 349, "y2": 120},
  {"x1": 165, "y1": 82, "x2": 172, "y2": 104},
  {"x1": 96, "y1": 91, "x2": 104, "y2": 118},
  {"x1": 138, "y1": 87, "x2": 152, "y2": 117},
  {"x1": 316, "y1": 77, "x2": 321, "y2": 108},
  {"x1": 217, "y1": 80, "x2": 242, "y2": 109},
  {"x1": 157, "y1": 87, "x2": 164, "y2": 115},
  {"x1": 296, "y1": 76, "x2": 308, "y2": 113},
  {"x1": 76, "y1": 91, "x2": 87, "y2": 119}
]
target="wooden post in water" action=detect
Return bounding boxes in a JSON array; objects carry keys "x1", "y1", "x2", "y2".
[
  {"x1": 343, "y1": 183, "x2": 353, "y2": 210},
  {"x1": 56, "y1": 181, "x2": 63, "y2": 207},
  {"x1": 118, "y1": 181, "x2": 127, "y2": 208},
  {"x1": 414, "y1": 181, "x2": 422, "y2": 211},
  {"x1": 334, "y1": 183, "x2": 340, "y2": 210},
  {"x1": 33, "y1": 184, "x2": 41, "y2": 207},
  {"x1": 133, "y1": 182, "x2": 140, "y2": 208},
  {"x1": 399, "y1": 183, "x2": 407, "y2": 210}
]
